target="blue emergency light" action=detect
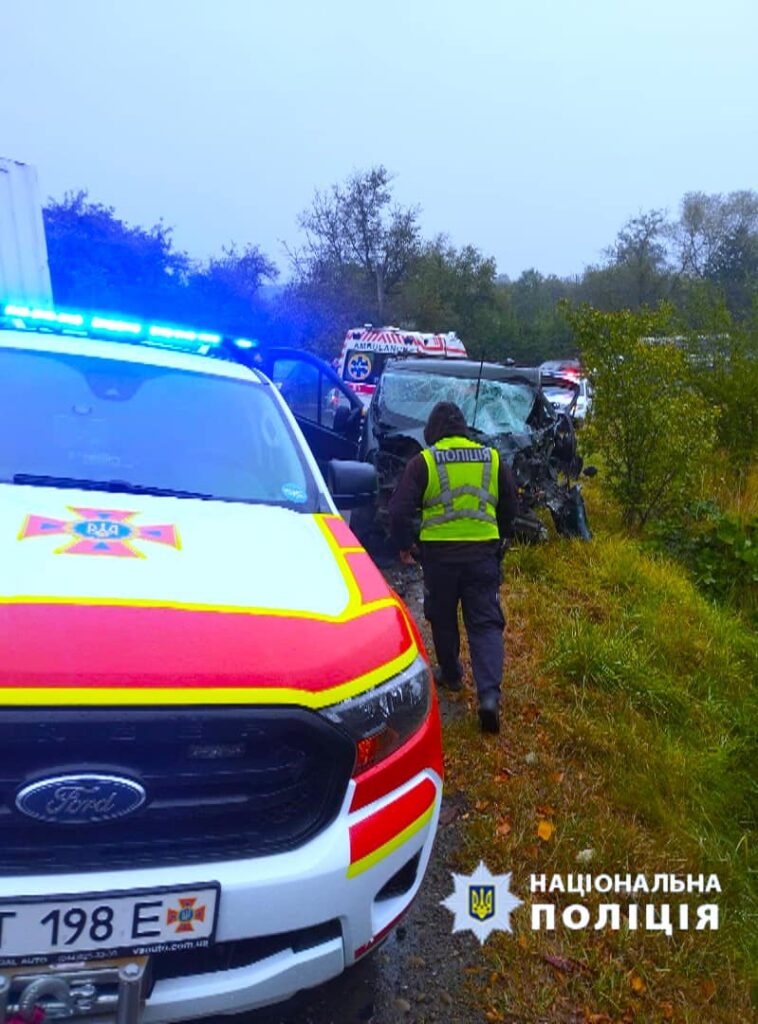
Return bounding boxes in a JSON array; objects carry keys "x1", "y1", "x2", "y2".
[{"x1": 1, "y1": 303, "x2": 236, "y2": 353}]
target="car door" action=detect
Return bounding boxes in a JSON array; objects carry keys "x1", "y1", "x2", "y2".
[{"x1": 265, "y1": 349, "x2": 363, "y2": 473}]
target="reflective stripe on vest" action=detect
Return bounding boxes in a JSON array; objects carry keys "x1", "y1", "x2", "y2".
[{"x1": 420, "y1": 437, "x2": 499, "y2": 541}]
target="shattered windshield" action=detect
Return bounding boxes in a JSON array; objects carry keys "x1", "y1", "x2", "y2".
[{"x1": 378, "y1": 370, "x2": 536, "y2": 435}]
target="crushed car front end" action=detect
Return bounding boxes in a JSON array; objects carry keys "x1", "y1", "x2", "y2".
[{"x1": 356, "y1": 358, "x2": 591, "y2": 547}]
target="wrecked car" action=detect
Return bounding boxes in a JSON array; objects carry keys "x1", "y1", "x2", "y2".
[{"x1": 354, "y1": 358, "x2": 592, "y2": 547}]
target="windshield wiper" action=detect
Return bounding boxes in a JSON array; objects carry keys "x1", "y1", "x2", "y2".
[{"x1": 12, "y1": 474, "x2": 217, "y2": 501}]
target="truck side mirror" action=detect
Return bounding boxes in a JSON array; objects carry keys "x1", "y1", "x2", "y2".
[{"x1": 327, "y1": 460, "x2": 377, "y2": 508}]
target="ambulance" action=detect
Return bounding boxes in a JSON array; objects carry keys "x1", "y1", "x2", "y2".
[
  {"x1": 0, "y1": 305, "x2": 443, "y2": 1022},
  {"x1": 337, "y1": 326, "x2": 468, "y2": 404}
]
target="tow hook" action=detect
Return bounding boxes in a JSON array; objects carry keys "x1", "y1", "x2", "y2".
[{"x1": 0, "y1": 960, "x2": 147, "y2": 1024}]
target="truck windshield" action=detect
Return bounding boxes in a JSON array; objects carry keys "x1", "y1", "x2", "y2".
[
  {"x1": 0, "y1": 348, "x2": 318, "y2": 509},
  {"x1": 378, "y1": 370, "x2": 536, "y2": 436}
]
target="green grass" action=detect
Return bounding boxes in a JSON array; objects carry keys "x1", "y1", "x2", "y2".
[{"x1": 439, "y1": 478, "x2": 757, "y2": 1023}]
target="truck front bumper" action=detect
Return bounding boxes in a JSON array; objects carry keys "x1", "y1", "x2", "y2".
[{"x1": 0, "y1": 712, "x2": 442, "y2": 1021}]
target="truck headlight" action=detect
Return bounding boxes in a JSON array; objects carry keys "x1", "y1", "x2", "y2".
[{"x1": 320, "y1": 656, "x2": 431, "y2": 774}]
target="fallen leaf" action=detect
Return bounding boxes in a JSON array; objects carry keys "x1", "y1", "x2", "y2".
[
  {"x1": 517, "y1": 935, "x2": 528, "y2": 949},
  {"x1": 522, "y1": 843, "x2": 540, "y2": 858},
  {"x1": 549, "y1": 770, "x2": 565, "y2": 784},
  {"x1": 475, "y1": 799, "x2": 490, "y2": 812},
  {"x1": 699, "y1": 978, "x2": 716, "y2": 1000},
  {"x1": 521, "y1": 702, "x2": 541, "y2": 723},
  {"x1": 585, "y1": 1013, "x2": 612, "y2": 1023},
  {"x1": 485, "y1": 1011, "x2": 504, "y2": 1023},
  {"x1": 542, "y1": 954, "x2": 584, "y2": 974},
  {"x1": 536, "y1": 804, "x2": 556, "y2": 817},
  {"x1": 629, "y1": 974, "x2": 646, "y2": 994},
  {"x1": 659, "y1": 1002, "x2": 674, "y2": 1020},
  {"x1": 496, "y1": 818, "x2": 512, "y2": 837},
  {"x1": 537, "y1": 820, "x2": 555, "y2": 841},
  {"x1": 494, "y1": 771, "x2": 512, "y2": 783},
  {"x1": 393, "y1": 997, "x2": 411, "y2": 1013}
]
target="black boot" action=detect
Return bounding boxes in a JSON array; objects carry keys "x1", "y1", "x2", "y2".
[
  {"x1": 432, "y1": 666, "x2": 463, "y2": 692},
  {"x1": 478, "y1": 693, "x2": 500, "y2": 734}
]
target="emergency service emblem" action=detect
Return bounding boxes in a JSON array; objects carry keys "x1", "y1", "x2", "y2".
[
  {"x1": 347, "y1": 353, "x2": 372, "y2": 380},
  {"x1": 441, "y1": 861, "x2": 522, "y2": 943},
  {"x1": 166, "y1": 897, "x2": 207, "y2": 933},
  {"x1": 17, "y1": 507, "x2": 181, "y2": 558}
]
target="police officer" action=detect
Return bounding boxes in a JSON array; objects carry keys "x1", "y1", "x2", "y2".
[{"x1": 388, "y1": 401, "x2": 518, "y2": 733}]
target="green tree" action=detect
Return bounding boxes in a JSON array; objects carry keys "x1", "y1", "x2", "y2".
[
  {"x1": 44, "y1": 190, "x2": 190, "y2": 317},
  {"x1": 586, "y1": 210, "x2": 671, "y2": 310},
  {"x1": 567, "y1": 305, "x2": 717, "y2": 528},
  {"x1": 686, "y1": 311, "x2": 758, "y2": 475},
  {"x1": 44, "y1": 191, "x2": 277, "y2": 336},
  {"x1": 394, "y1": 236, "x2": 501, "y2": 354},
  {"x1": 669, "y1": 190, "x2": 758, "y2": 318},
  {"x1": 293, "y1": 166, "x2": 421, "y2": 324},
  {"x1": 182, "y1": 243, "x2": 278, "y2": 335},
  {"x1": 503, "y1": 269, "x2": 575, "y2": 362}
]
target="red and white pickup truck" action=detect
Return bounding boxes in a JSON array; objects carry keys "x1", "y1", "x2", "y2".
[{"x1": 0, "y1": 306, "x2": 443, "y2": 1022}]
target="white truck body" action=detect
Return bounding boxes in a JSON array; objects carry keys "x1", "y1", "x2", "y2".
[{"x1": 0, "y1": 158, "x2": 53, "y2": 309}]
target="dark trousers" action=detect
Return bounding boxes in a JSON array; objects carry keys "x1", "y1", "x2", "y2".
[{"x1": 422, "y1": 555, "x2": 505, "y2": 701}]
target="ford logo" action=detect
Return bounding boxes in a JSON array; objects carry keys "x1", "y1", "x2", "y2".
[{"x1": 15, "y1": 774, "x2": 146, "y2": 825}]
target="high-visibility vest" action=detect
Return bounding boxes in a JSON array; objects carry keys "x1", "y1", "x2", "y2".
[{"x1": 420, "y1": 436, "x2": 500, "y2": 542}]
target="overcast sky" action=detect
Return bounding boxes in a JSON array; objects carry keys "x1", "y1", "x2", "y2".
[{"x1": 2, "y1": 0, "x2": 756, "y2": 280}]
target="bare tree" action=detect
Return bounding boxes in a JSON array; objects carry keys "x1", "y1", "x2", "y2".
[
  {"x1": 294, "y1": 166, "x2": 421, "y2": 322},
  {"x1": 670, "y1": 190, "x2": 758, "y2": 278}
]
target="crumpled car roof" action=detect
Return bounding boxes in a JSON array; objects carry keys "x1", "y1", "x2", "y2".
[{"x1": 385, "y1": 358, "x2": 541, "y2": 388}]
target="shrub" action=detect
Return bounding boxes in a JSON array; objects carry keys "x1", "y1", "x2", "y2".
[
  {"x1": 688, "y1": 319, "x2": 758, "y2": 476},
  {"x1": 651, "y1": 502, "x2": 758, "y2": 621},
  {"x1": 567, "y1": 305, "x2": 718, "y2": 528}
]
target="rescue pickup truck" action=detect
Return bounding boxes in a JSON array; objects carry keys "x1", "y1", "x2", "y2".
[{"x1": 0, "y1": 304, "x2": 443, "y2": 1023}]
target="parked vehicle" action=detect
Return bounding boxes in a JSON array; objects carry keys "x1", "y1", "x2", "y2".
[
  {"x1": 0, "y1": 157, "x2": 53, "y2": 309},
  {"x1": 353, "y1": 357, "x2": 592, "y2": 547},
  {"x1": 337, "y1": 326, "x2": 467, "y2": 405},
  {"x1": 0, "y1": 305, "x2": 443, "y2": 1021},
  {"x1": 543, "y1": 375, "x2": 593, "y2": 424}
]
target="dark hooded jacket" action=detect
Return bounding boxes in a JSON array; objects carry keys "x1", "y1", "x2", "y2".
[{"x1": 388, "y1": 401, "x2": 518, "y2": 562}]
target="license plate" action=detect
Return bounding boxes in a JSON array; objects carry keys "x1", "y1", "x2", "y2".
[{"x1": 0, "y1": 884, "x2": 219, "y2": 966}]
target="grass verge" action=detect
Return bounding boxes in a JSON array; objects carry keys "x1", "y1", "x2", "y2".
[{"x1": 439, "y1": 484, "x2": 757, "y2": 1023}]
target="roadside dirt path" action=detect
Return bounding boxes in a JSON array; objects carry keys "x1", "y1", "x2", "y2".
[{"x1": 241, "y1": 563, "x2": 486, "y2": 1024}]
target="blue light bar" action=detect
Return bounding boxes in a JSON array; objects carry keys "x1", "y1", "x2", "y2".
[
  {"x1": 2, "y1": 304, "x2": 234, "y2": 358},
  {"x1": 4, "y1": 305, "x2": 84, "y2": 327},
  {"x1": 234, "y1": 338, "x2": 258, "y2": 349},
  {"x1": 91, "y1": 316, "x2": 142, "y2": 334},
  {"x1": 148, "y1": 325, "x2": 221, "y2": 345}
]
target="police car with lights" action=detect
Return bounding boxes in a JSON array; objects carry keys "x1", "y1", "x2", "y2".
[{"x1": 0, "y1": 305, "x2": 443, "y2": 1023}]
